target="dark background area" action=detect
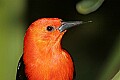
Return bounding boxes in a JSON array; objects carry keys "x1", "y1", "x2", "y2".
[{"x1": 26, "y1": 0, "x2": 120, "y2": 80}]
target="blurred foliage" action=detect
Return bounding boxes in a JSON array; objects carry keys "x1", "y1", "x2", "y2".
[
  {"x1": 112, "y1": 70, "x2": 120, "y2": 80},
  {"x1": 98, "y1": 34, "x2": 120, "y2": 80},
  {"x1": 0, "y1": 0, "x2": 120, "y2": 80},
  {"x1": 0, "y1": 0, "x2": 26, "y2": 80},
  {"x1": 76, "y1": 0, "x2": 104, "y2": 14}
]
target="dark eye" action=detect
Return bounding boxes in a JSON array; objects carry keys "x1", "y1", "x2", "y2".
[{"x1": 46, "y1": 26, "x2": 54, "y2": 31}]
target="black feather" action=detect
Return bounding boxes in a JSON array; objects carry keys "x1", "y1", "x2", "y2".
[{"x1": 16, "y1": 55, "x2": 27, "y2": 80}]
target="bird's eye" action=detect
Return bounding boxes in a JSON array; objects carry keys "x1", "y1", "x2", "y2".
[{"x1": 46, "y1": 26, "x2": 54, "y2": 31}]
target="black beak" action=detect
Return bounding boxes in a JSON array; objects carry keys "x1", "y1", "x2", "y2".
[{"x1": 58, "y1": 21, "x2": 92, "y2": 32}]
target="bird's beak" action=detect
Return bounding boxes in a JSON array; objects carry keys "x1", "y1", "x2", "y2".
[{"x1": 58, "y1": 21, "x2": 92, "y2": 32}]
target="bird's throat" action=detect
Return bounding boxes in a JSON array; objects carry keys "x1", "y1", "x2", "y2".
[
  {"x1": 23, "y1": 41, "x2": 74, "y2": 80},
  {"x1": 23, "y1": 29, "x2": 73, "y2": 80}
]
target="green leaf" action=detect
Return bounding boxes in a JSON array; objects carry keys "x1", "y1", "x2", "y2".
[
  {"x1": 112, "y1": 70, "x2": 120, "y2": 80},
  {"x1": 76, "y1": 0, "x2": 104, "y2": 14}
]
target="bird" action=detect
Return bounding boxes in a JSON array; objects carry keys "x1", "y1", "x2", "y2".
[{"x1": 16, "y1": 18, "x2": 83, "y2": 80}]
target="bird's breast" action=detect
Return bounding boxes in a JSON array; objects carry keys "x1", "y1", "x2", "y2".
[{"x1": 24, "y1": 50, "x2": 74, "y2": 80}]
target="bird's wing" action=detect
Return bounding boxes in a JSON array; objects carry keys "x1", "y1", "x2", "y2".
[{"x1": 16, "y1": 55, "x2": 27, "y2": 80}]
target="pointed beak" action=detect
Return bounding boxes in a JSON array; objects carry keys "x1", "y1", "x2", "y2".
[{"x1": 58, "y1": 21, "x2": 92, "y2": 32}]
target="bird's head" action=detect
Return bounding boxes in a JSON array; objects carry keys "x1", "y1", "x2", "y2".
[
  {"x1": 24, "y1": 18, "x2": 85, "y2": 54},
  {"x1": 25, "y1": 18, "x2": 83, "y2": 44}
]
